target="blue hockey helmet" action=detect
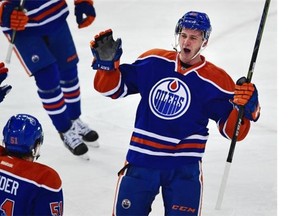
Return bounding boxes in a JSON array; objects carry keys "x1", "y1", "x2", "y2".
[
  {"x1": 2, "y1": 114, "x2": 43, "y2": 155},
  {"x1": 175, "y1": 11, "x2": 212, "y2": 41}
]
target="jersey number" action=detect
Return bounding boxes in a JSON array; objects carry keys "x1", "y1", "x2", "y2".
[
  {"x1": 50, "y1": 201, "x2": 63, "y2": 216},
  {"x1": 1, "y1": 199, "x2": 14, "y2": 216}
]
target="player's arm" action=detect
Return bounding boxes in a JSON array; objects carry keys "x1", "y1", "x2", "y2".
[
  {"x1": 33, "y1": 190, "x2": 63, "y2": 216},
  {"x1": 0, "y1": 62, "x2": 12, "y2": 103},
  {"x1": 90, "y1": 29, "x2": 124, "y2": 98},
  {"x1": 33, "y1": 169, "x2": 64, "y2": 216},
  {"x1": 218, "y1": 77, "x2": 260, "y2": 141}
]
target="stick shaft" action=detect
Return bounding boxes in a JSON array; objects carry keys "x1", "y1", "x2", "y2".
[
  {"x1": 227, "y1": 0, "x2": 271, "y2": 164},
  {"x1": 215, "y1": 0, "x2": 271, "y2": 209},
  {"x1": 5, "y1": 31, "x2": 16, "y2": 63}
]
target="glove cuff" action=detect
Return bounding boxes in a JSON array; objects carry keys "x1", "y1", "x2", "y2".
[
  {"x1": 75, "y1": 0, "x2": 93, "y2": 5},
  {"x1": 0, "y1": 2, "x2": 9, "y2": 26}
]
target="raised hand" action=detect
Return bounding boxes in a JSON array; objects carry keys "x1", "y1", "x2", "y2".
[
  {"x1": 74, "y1": 0, "x2": 96, "y2": 28},
  {"x1": 90, "y1": 29, "x2": 122, "y2": 71}
]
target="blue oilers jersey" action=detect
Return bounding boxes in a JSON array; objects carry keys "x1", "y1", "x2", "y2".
[
  {"x1": 0, "y1": 147, "x2": 63, "y2": 216},
  {"x1": 1, "y1": 0, "x2": 69, "y2": 36},
  {"x1": 94, "y1": 49, "x2": 243, "y2": 169}
]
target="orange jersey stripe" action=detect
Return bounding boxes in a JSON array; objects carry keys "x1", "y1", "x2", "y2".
[
  {"x1": 30, "y1": 1, "x2": 66, "y2": 22},
  {"x1": 131, "y1": 136, "x2": 205, "y2": 150}
]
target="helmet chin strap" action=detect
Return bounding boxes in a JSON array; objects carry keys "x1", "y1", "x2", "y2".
[
  {"x1": 172, "y1": 34, "x2": 180, "y2": 51},
  {"x1": 32, "y1": 143, "x2": 41, "y2": 161},
  {"x1": 189, "y1": 40, "x2": 207, "y2": 61}
]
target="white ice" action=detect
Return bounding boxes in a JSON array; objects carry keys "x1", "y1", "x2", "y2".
[{"x1": 0, "y1": 0, "x2": 278, "y2": 215}]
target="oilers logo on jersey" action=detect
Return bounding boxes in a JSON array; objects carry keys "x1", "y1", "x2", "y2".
[{"x1": 149, "y1": 77, "x2": 191, "y2": 120}]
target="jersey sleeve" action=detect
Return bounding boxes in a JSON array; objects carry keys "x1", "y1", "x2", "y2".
[
  {"x1": 29, "y1": 163, "x2": 64, "y2": 215},
  {"x1": 93, "y1": 64, "x2": 140, "y2": 99},
  {"x1": 34, "y1": 187, "x2": 64, "y2": 216},
  {"x1": 93, "y1": 48, "x2": 169, "y2": 99}
]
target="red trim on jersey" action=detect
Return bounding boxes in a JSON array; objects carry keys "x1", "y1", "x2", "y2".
[{"x1": 0, "y1": 156, "x2": 62, "y2": 190}]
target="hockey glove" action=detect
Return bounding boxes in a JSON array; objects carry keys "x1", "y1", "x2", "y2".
[
  {"x1": 233, "y1": 77, "x2": 260, "y2": 122},
  {"x1": 74, "y1": 0, "x2": 96, "y2": 29},
  {"x1": 0, "y1": 62, "x2": 12, "y2": 103},
  {"x1": 0, "y1": 2, "x2": 28, "y2": 31},
  {"x1": 90, "y1": 29, "x2": 123, "y2": 71}
]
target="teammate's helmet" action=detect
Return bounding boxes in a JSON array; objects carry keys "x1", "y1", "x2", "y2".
[
  {"x1": 175, "y1": 11, "x2": 212, "y2": 41},
  {"x1": 2, "y1": 114, "x2": 43, "y2": 154}
]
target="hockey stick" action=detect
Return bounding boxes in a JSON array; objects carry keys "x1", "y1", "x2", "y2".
[
  {"x1": 5, "y1": 0, "x2": 26, "y2": 64},
  {"x1": 215, "y1": 0, "x2": 271, "y2": 210}
]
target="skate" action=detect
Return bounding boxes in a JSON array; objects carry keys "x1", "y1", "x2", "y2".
[
  {"x1": 59, "y1": 123, "x2": 89, "y2": 160},
  {"x1": 73, "y1": 118, "x2": 100, "y2": 148}
]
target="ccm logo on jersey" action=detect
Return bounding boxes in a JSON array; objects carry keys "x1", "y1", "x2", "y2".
[
  {"x1": 149, "y1": 78, "x2": 191, "y2": 120},
  {"x1": 172, "y1": 204, "x2": 196, "y2": 213}
]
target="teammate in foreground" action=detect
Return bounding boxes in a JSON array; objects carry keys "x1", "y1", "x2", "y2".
[
  {"x1": 90, "y1": 11, "x2": 261, "y2": 215},
  {"x1": 0, "y1": 62, "x2": 12, "y2": 103},
  {"x1": 0, "y1": 0, "x2": 99, "y2": 159},
  {"x1": 0, "y1": 114, "x2": 63, "y2": 216}
]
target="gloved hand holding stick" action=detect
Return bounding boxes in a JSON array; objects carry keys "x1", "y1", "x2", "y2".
[{"x1": 5, "y1": 0, "x2": 27, "y2": 63}]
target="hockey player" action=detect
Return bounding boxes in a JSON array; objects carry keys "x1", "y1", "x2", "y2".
[
  {"x1": 0, "y1": 114, "x2": 63, "y2": 216},
  {"x1": 90, "y1": 11, "x2": 261, "y2": 215},
  {"x1": 0, "y1": 0, "x2": 98, "y2": 158},
  {"x1": 0, "y1": 62, "x2": 12, "y2": 103}
]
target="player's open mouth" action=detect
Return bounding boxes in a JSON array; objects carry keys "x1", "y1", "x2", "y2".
[{"x1": 183, "y1": 48, "x2": 191, "y2": 53}]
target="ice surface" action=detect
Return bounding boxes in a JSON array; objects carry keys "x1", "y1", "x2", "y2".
[{"x1": 0, "y1": 0, "x2": 278, "y2": 215}]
